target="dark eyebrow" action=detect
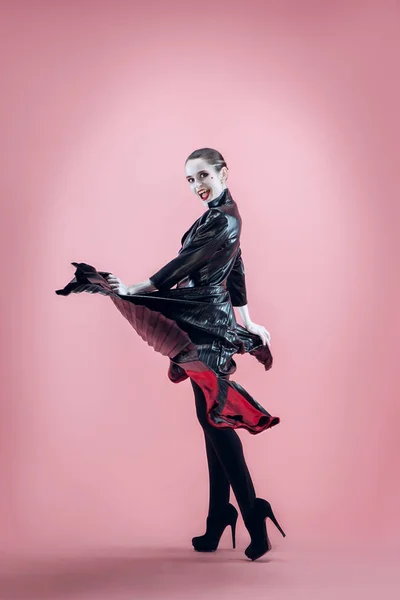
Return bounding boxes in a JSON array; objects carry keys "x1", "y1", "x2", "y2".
[{"x1": 186, "y1": 170, "x2": 208, "y2": 180}]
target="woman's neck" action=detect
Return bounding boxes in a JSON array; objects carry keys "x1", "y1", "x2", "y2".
[{"x1": 207, "y1": 187, "x2": 229, "y2": 208}]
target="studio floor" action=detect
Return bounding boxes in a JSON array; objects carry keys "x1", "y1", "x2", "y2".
[{"x1": 0, "y1": 539, "x2": 399, "y2": 600}]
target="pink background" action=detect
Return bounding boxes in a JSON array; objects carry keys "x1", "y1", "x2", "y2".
[{"x1": 1, "y1": 0, "x2": 399, "y2": 595}]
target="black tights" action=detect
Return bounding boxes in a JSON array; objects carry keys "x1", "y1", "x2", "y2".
[{"x1": 191, "y1": 378, "x2": 257, "y2": 523}]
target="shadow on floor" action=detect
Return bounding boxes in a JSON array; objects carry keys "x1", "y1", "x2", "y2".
[{"x1": 0, "y1": 546, "x2": 279, "y2": 600}]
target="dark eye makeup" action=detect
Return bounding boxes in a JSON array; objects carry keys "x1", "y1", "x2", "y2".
[{"x1": 187, "y1": 171, "x2": 209, "y2": 183}]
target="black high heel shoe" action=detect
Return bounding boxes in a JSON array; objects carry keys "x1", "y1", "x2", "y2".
[
  {"x1": 244, "y1": 497, "x2": 286, "y2": 561},
  {"x1": 192, "y1": 503, "x2": 238, "y2": 552}
]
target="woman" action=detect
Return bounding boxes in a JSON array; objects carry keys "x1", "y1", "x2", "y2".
[{"x1": 56, "y1": 147, "x2": 285, "y2": 561}]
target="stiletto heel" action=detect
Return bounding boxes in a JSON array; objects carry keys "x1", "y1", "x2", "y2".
[
  {"x1": 231, "y1": 519, "x2": 237, "y2": 548},
  {"x1": 192, "y1": 503, "x2": 238, "y2": 552},
  {"x1": 244, "y1": 497, "x2": 286, "y2": 561},
  {"x1": 268, "y1": 503, "x2": 286, "y2": 537}
]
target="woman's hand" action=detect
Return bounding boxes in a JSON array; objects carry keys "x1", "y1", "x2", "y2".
[
  {"x1": 244, "y1": 321, "x2": 271, "y2": 346},
  {"x1": 106, "y1": 274, "x2": 129, "y2": 295}
]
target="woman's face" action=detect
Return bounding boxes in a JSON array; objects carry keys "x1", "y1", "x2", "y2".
[{"x1": 185, "y1": 158, "x2": 228, "y2": 206}]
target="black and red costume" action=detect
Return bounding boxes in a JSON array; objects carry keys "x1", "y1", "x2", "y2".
[{"x1": 55, "y1": 188, "x2": 279, "y2": 435}]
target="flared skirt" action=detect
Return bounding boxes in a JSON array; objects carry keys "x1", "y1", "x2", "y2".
[{"x1": 55, "y1": 262, "x2": 280, "y2": 435}]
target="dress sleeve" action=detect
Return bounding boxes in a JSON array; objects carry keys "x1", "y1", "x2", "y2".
[
  {"x1": 149, "y1": 209, "x2": 229, "y2": 292},
  {"x1": 226, "y1": 245, "x2": 248, "y2": 307}
]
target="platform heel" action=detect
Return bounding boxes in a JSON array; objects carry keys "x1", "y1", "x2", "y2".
[
  {"x1": 192, "y1": 503, "x2": 238, "y2": 552},
  {"x1": 244, "y1": 497, "x2": 286, "y2": 561}
]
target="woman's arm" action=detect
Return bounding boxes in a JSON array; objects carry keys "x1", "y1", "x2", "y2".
[
  {"x1": 226, "y1": 246, "x2": 247, "y2": 307},
  {"x1": 127, "y1": 278, "x2": 157, "y2": 295},
  {"x1": 238, "y1": 304, "x2": 271, "y2": 346},
  {"x1": 236, "y1": 304, "x2": 252, "y2": 327},
  {"x1": 123, "y1": 211, "x2": 228, "y2": 295},
  {"x1": 231, "y1": 257, "x2": 271, "y2": 345},
  {"x1": 148, "y1": 210, "x2": 229, "y2": 293}
]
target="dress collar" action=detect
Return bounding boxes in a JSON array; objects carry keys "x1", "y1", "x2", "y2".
[{"x1": 207, "y1": 187, "x2": 232, "y2": 208}]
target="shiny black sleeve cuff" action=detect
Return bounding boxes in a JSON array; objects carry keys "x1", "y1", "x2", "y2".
[{"x1": 226, "y1": 246, "x2": 248, "y2": 307}]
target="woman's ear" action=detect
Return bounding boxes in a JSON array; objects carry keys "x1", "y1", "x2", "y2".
[{"x1": 221, "y1": 166, "x2": 229, "y2": 183}]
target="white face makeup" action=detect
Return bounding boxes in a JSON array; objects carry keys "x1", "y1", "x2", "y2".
[{"x1": 185, "y1": 158, "x2": 228, "y2": 207}]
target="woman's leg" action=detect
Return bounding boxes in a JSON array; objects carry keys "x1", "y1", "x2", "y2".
[
  {"x1": 191, "y1": 378, "x2": 256, "y2": 522},
  {"x1": 203, "y1": 431, "x2": 230, "y2": 516}
]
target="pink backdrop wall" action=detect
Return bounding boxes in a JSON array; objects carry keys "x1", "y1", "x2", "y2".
[{"x1": 1, "y1": 0, "x2": 399, "y2": 557}]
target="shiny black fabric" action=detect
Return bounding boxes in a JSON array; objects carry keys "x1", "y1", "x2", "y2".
[
  {"x1": 149, "y1": 188, "x2": 247, "y2": 307},
  {"x1": 55, "y1": 188, "x2": 280, "y2": 435}
]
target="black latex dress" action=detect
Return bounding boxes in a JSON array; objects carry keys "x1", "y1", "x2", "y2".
[{"x1": 55, "y1": 188, "x2": 280, "y2": 434}]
